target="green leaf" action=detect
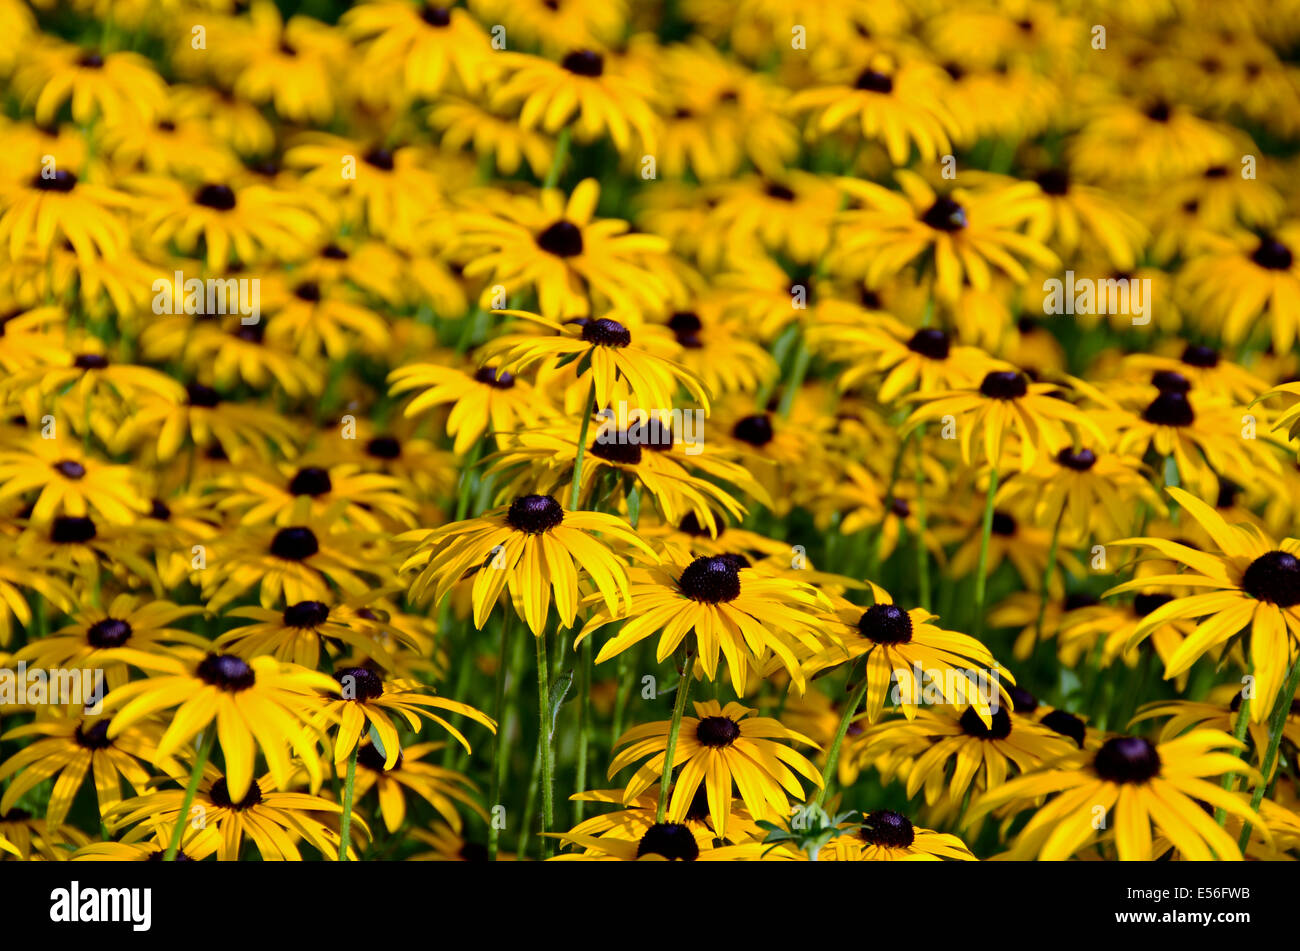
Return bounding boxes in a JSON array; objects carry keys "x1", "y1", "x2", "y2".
[{"x1": 547, "y1": 669, "x2": 573, "y2": 740}]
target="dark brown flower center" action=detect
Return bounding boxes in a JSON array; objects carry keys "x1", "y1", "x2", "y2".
[
  {"x1": 269, "y1": 526, "x2": 319, "y2": 561},
  {"x1": 678, "y1": 555, "x2": 741, "y2": 603},
  {"x1": 283, "y1": 600, "x2": 330, "y2": 628},
  {"x1": 695, "y1": 715, "x2": 741, "y2": 747},
  {"x1": 1093, "y1": 736, "x2": 1161, "y2": 783},
  {"x1": 1041, "y1": 709, "x2": 1086, "y2": 747},
  {"x1": 860, "y1": 809, "x2": 914, "y2": 848},
  {"x1": 979, "y1": 370, "x2": 1027, "y2": 400},
  {"x1": 1008, "y1": 686, "x2": 1038, "y2": 713},
  {"x1": 857, "y1": 603, "x2": 913, "y2": 644},
  {"x1": 636, "y1": 822, "x2": 698, "y2": 861},
  {"x1": 580, "y1": 317, "x2": 630, "y2": 347},
  {"x1": 906, "y1": 328, "x2": 950, "y2": 360},
  {"x1": 668, "y1": 311, "x2": 704, "y2": 348},
  {"x1": 732, "y1": 413, "x2": 774, "y2": 447},
  {"x1": 74, "y1": 721, "x2": 113, "y2": 750},
  {"x1": 506, "y1": 494, "x2": 564, "y2": 534},
  {"x1": 590, "y1": 436, "x2": 642, "y2": 466},
  {"x1": 33, "y1": 170, "x2": 78, "y2": 192},
  {"x1": 536, "y1": 220, "x2": 584, "y2": 257},
  {"x1": 1241, "y1": 551, "x2": 1300, "y2": 606},
  {"x1": 421, "y1": 4, "x2": 452, "y2": 27},
  {"x1": 474, "y1": 366, "x2": 516, "y2": 388},
  {"x1": 1251, "y1": 236, "x2": 1293, "y2": 271},
  {"x1": 960, "y1": 706, "x2": 1012, "y2": 740},
  {"x1": 195, "y1": 184, "x2": 237, "y2": 210},
  {"x1": 1181, "y1": 343, "x2": 1219, "y2": 368},
  {"x1": 196, "y1": 652, "x2": 256, "y2": 692},
  {"x1": 1142, "y1": 391, "x2": 1194, "y2": 427},
  {"x1": 288, "y1": 466, "x2": 332, "y2": 496},
  {"x1": 186, "y1": 383, "x2": 221, "y2": 407},
  {"x1": 53, "y1": 460, "x2": 86, "y2": 479},
  {"x1": 561, "y1": 49, "x2": 604, "y2": 77},
  {"x1": 921, "y1": 197, "x2": 967, "y2": 232},
  {"x1": 87, "y1": 618, "x2": 132, "y2": 648},
  {"x1": 51, "y1": 516, "x2": 96, "y2": 544},
  {"x1": 854, "y1": 69, "x2": 894, "y2": 93},
  {"x1": 210, "y1": 777, "x2": 263, "y2": 810},
  {"x1": 363, "y1": 147, "x2": 395, "y2": 171},
  {"x1": 1133, "y1": 592, "x2": 1172, "y2": 616},
  {"x1": 1035, "y1": 169, "x2": 1070, "y2": 195},
  {"x1": 365, "y1": 436, "x2": 402, "y2": 459},
  {"x1": 1057, "y1": 447, "x2": 1096, "y2": 471},
  {"x1": 336, "y1": 665, "x2": 384, "y2": 701}
]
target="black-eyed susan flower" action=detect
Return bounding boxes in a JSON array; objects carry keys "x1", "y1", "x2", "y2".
[
  {"x1": 578, "y1": 551, "x2": 830, "y2": 694},
  {"x1": 0, "y1": 167, "x2": 128, "y2": 266},
  {"x1": 109, "y1": 771, "x2": 362, "y2": 861},
  {"x1": 492, "y1": 49, "x2": 659, "y2": 154},
  {"x1": 200, "y1": 521, "x2": 385, "y2": 612},
  {"x1": 16, "y1": 595, "x2": 206, "y2": 683},
  {"x1": 319, "y1": 666, "x2": 494, "y2": 770},
  {"x1": 401, "y1": 494, "x2": 651, "y2": 635},
  {"x1": 819, "y1": 810, "x2": 976, "y2": 861},
  {"x1": 129, "y1": 176, "x2": 322, "y2": 272},
  {"x1": 1107, "y1": 487, "x2": 1300, "y2": 722},
  {"x1": 904, "y1": 370, "x2": 1104, "y2": 473},
  {"x1": 103, "y1": 650, "x2": 338, "y2": 802},
  {"x1": 0, "y1": 437, "x2": 148, "y2": 525},
  {"x1": 343, "y1": 1, "x2": 499, "y2": 99},
  {"x1": 862, "y1": 704, "x2": 1074, "y2": 807},
  {"x1": 970, "y1": 731, "x2": 1262, "y2": 860},
  {"x1": 214, "y1": 598, "x2": 417, "y2": 671},
  {"x1": 1181, "y1": 224, "x2": 1300, "y2": 352},
  {"x1": 13, "y1": 42, "x2": 166, "y2": 126},
  {"x1": 0, "y1": 713, "x2": 179, "y2": 831},
  {"x1": 804, "y1": 583, "x2": 1012, "y2": 724},
  {"x1": 350, "y1": 739, "x2": 486, "y2": 834},
  {"x1": 459, "y1": 181, "x2": 672, "y2": 318},
  {"x1": 388, "y1": 360, "x2": 545, "y2": 455},
  {"x1": 788, "y1": 58, "x2": 959, "y2": 166},
  {"x1": 609, "y1": 700, "x2": 821, "y2": 836},
  {"x1": 833, "y1": 171, "x2": 1058, "y2": 303}
]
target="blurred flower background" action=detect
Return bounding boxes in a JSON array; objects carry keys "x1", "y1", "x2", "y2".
[{"x1": 2, "y1": 0, "x2": 1300, "y2": 863}]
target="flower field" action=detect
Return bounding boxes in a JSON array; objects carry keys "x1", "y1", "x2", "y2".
[{"x1": 1, "y1": 0, "x2": 1300, "y2": 871}]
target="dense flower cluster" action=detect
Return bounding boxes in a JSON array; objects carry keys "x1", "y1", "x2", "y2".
[{"x1": 2, "y1": 0, "x2": 1300, "y2": 863}]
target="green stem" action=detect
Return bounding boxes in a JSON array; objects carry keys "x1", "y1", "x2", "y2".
[
  {"x1": 1217, "y1": 687, "x2": 1252, "y2": 827},
  {"x1": 488, "y1": 610, "x2": 513, "y2": 860},
  {"x1": 543, "y1": 127, "x2": 572, "y2": 190},
  {"x1": 611, "y1": 648, "x2": 632, "y2": 749},
  {"x1": 454, "y1": 438, "x2": 486, "y2": 522},
  {"x1": 777, "y1": 338, "x2": 812, "y2": 420},
  {"x1": 569, "y1": 378, "x2": 598, "y2": 511},
  {"x1": 656, "y1": 652, "x2": 696, "y2": 823},
  {"x1": 972, "y1": 463, "x2": 1001, "y2": 639},
  {"x1": 813, "y1": 674, "x2": 869, "y2": 809},
  {"x1": 913, "y1": 429, "x2": 930, "y2": 610},
  {"x1": 872, "y1": 426, "x2": 916, "y2": 575},
  {"x1": 164, "y1": 727, "x2": 215, "y2": 861},
  {"x1": 1237, "y1": 659, "x2": 1300, "y2": 850},
  {"x1": 573, "y1": 638, "x2": 593, "y2": 824},
  {"x1": 1034, "y1": 507, "x2": 1067, "y2": 646},
  {"x1": 535, "y1": 629, "x2": 554, "y2": 855},
  {"x1": 338, "y1": 742, "x2": 359, "y2": 861}
]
